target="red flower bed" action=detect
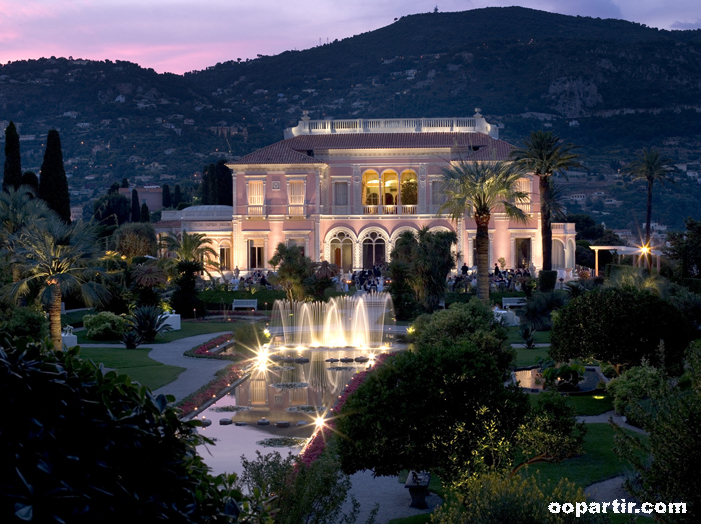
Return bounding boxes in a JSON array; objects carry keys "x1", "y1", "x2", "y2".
[
  {"x1": 192, "y1": 334, "x2": 233, "y2": 356},
  {"x1": 298, "y1": 352, "x2": 395, "y2": 466},
  {"x1": 177, "y1": 363, "x2": 245, "y2": 416}
]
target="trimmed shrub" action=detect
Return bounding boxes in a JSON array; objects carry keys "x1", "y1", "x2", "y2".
[
  {"x1": 83, "y1": 311, "x2": 127, "y2": 340},
  {"x1": 538, "y1": 270, "x2": 558, "y2": 292},
  {"x1": 606, "y1": 363, "x2": 667, "y2": 415}
]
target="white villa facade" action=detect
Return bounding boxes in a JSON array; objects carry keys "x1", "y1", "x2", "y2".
[{"x1": 155, "y1": 112, "x2": 576, "y2": 275}]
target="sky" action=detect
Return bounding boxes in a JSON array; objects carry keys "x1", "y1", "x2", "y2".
[{"x1": 1, "y1": 0, "x2": 700, "y2": 75}]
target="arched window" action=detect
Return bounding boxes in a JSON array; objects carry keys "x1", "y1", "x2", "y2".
[
  {"x1": 381, "y1": 170, "x2": 398, "y2": 211},
  {"x1": 329, "y1": 231, "x2": 354, "y2": 272},
  {"x1": 362, "y1": 170, "x2": 380, "y2": 212},
  {"x1": 362, "y1": 231, "x2": 386, "y2": 269}
]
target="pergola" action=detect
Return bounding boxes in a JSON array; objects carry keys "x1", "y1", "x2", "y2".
[{"x1": 589, "y1": 245, "x2": 663, "y2": 276}]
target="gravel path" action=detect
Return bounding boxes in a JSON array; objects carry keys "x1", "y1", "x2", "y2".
[{"x1": 342, "y1": 471, "x2": 442, "y2": 524}]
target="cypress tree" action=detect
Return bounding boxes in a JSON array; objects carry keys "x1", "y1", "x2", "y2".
[
  {"x1": 121, "y1": 177, "x2": 129, "y2": 188},
  {"x1": 216, "y1": 159, "x2": 233, "y2": 206},
  {"x1": 3, "y1": 121, "x2": 22, "y2": 191},
  {"x1": 38, "y1": 130, "x2": 71, "y2": 223},
  {"x1": 173, "y1": 185, "x2": 183, "y2": 207},
  {"x1": 140, "y1": 202, "x2": 150, "y2": 223},
  {"x1": 131, "y1": 189, "x2": 140, "y2": 222},
  {"x1": 162, "y1": 184, "x2": 172, "y2": 208},
  {"x1": 20, "y1": 171, "x2": 39, "y2": 192},
  {"x1": 201, "y1": 163, "x2": 216, "y2": 205}
]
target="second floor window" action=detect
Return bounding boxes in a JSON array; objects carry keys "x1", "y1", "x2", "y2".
[
  {"x1": 289, "y1": 181, "x2": 304, "y2": 205},
  {"x1": 248, "y1": 181, "x2": 264, "y2": 205}
]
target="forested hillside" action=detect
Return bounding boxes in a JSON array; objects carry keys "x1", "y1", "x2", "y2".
[{"x1": 2, "y1": 6, "x2": 701, "y2": 227}]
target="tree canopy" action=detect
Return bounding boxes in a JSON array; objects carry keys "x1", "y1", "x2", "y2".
[
  {"x1": 38, "y1": 129, "x2": 71, "y2": 223},
  {"x1": 510, "y1": 131, "x2": 582, "y2": 271},
  {"x1": 3, "y1": 121, "x2": 22, "y2": 191},
  {"x1": 550, "y1": 287, "x2": 691, "y2": 374}
]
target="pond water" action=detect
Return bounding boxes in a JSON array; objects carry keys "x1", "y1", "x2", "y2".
[{"x1": 197, "y1": 348, "x2": 392, "y2": 476}]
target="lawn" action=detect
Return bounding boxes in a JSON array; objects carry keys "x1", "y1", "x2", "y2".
[
  {"x1": 78, "y1": 347, "x2": 185, "y2": 390},
  {"x1": 514, "y1": 346, "x2": 551, "y2": 367},
  {"x1": 76, "y1": 321, "x2": 236, "y2": 345},
  {"x1": 526, "y1": 393, "x2": 614, "y2": 416},
  {"x1": 521, "y1": 423, "x2": 647, "y2": 489},
  {"x1": 506, "y1": 326, "x2": 551, "y2": 345}
]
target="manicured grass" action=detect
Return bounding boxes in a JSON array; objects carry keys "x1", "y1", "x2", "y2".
[
  {"x1": 567, "y1": 394, "x2": 614, "y2": 416},
  {"x1": 514, "y1": 346, "x2": 551, "y2": 367},
  {"x1": 61, "y1": 308, "x2": 95, "y2": 328},
  {"x1": 76, "y1": 321, "x2": 236, "y2": 345},
  {"x1": 78, "y1": 347, "x2": 185, "y2": 390},
  {"x1": 506, "y1": 326, "x2": 551, "y2": 345},
  {"x1": 521, "y1": 423, "x2": 647, "y2": 489},
  {"x1": 526, "y1": 392, "x2": 614, "y2": 416}
]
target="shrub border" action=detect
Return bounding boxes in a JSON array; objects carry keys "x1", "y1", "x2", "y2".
[{"x1": 298, "y1": 352, "x2": 393, "y2": 466}]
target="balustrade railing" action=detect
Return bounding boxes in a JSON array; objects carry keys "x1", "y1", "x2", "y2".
[
  {"x1": 401, "y1": 205, "x2": 417, "y2": 214},
  {"x1": 247, "y1": 205, "x2": 266, "y2": 216},
  {"x1": 288, "y1": 205, "x2": 305, "y2": 216}
]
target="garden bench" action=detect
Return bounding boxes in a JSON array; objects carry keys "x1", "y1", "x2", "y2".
[
  {"x1": 404, "y1": 471, "x2": 431, "y2": 509},
  {"x1": 232, "y1": 299, "x2": 258, "y2": 311},
  {"x1": 502, "y1": 297, "x2": 527, "y2": 309}
]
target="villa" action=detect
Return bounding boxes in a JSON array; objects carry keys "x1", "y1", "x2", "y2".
[{"x1": 155, "y1": 111, "x2": 576, "y2": 275}]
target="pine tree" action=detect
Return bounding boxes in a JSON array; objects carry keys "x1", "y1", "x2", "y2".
[
  {"x1": 140, "y1": 202, "x2": 150, "y2": 223},
  {"x1": 173, "y1": 185, "x2": 183, "y2": 207},
  {"x1": 20, "y1": 171, "x2": 39, "y2": 192},
  {"x1": 162, "y1": 184, "x2": 172, "y2": 208},
  {"x1": 38, "y1": 130, "x2": 71, "y2": 223},
  {"x1": 216, "y1": 159, "x2": 233, "y2": 206},
  {"x1": 3, "y1": 121, "x2": 22, "y2": 191},
  {"x1": 131, "y1": 189, "x2": 140, "y2": 222}
]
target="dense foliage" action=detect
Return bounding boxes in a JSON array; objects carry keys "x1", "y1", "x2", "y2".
[
  {"x1": 0, "y1": 333, "x2": 244, "y2": 523},
  {"x1": 170, "y1": 260, "x2": 206, "y2": 318},
  {"x1": 550, "y1": 287, "x2": 691, "y2": 374},
  {"x1": 613, "y1": 343, "x2": 701, "y2": 523},
  {"x1": 112, "y1": 222, "x2": 157, "y2": 259},
  {"x1": 337, "y1": 340, "x2": 527, "y2": 482},
  {"x1": 388, "y1": 227, "x2": 457, "y2": 315},
  {"x1": 83, "y1": 311, "x2": 128, "y2": 340}
]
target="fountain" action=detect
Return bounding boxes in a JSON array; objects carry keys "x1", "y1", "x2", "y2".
[{"x1": 268, "y1": 293, "x2": 395, "y2": 349}]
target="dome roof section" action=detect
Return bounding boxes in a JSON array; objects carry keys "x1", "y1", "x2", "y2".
[{"x1": 179, "y1": 205, "x2": 233, "y2": 220}]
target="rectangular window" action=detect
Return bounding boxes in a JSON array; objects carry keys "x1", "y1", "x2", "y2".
[
  {"x1": 248, "y1": 181, "x2": 264, "y2": 205},
  {"x1": 515, "y1": 178, "x2": 531, "y2": 212},
  {"x1": 289, "y1": 181, "x2": 304, "y2": 205},
  {"x1": 248, "y1": 239, "x2": 264, "y2": 269},
  {"x1": 334, "y1": 182, "x2": 348, "y2": 206}
]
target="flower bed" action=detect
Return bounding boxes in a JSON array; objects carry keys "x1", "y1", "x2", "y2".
[
  {"x1": 298, "y1": 352, "x2": 393, "y2": 467},
  {"x1": 184, "y1": 333, "x2": 244, "y2": 361},
  {"x1": 176, "y1": 363, "x2": 246, "y2": 416}
]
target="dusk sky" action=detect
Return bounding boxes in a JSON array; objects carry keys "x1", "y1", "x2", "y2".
[{"x1": 1, "y1": 0, "x2": 700, "y2": 75}]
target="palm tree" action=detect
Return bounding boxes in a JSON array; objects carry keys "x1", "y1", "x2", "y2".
[
  {"x1": 510, "y1": 131, "x2": 583, "y2": 271},
  {"x1": 0, "y1": 185, "x2": 58, "y2": 282},
  {"x1": 159, "y1": 231, "x2": 218, "y2": 277},
  {"x1": 10, "y1": 220, "x2": 109, "y2": 350},
  {"x1": 624, "y1": 148, "x2": 676, "y2": 249},
  {"x1": 439, "y1": 161, "x2": 530, "y2": 301}
]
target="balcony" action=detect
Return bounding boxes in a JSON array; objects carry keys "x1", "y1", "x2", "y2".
[
  {"x1": 382, "y1": 205, "x2": 398, "y2": 215},
  {"x1": 360, "y1": 204, "x2": 418, "y2": 216},
  {"x1": 363, "y1": 205, "x2": 380, "y2": 215},
  {"x1": 288, "y1": 205, "x2": 305, "y2": 216},
  {"x1": 552, "y1": 223, "x2": 576, "y2": 235},
  {"x1": 401, "y1": 205, "x2": 417, "y2": 214},
  {"x1": 247, "y1": 205, "x2": 266, "y2": 217}
]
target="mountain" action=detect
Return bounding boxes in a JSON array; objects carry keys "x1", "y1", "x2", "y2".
[{"x1": 2, "y1": 7, "x2": 701, "y2": 229}]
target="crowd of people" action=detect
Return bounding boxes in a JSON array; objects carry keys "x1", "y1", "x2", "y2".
[{"x1": 447, "y1": 262, "x2": 535, "y2": 293}]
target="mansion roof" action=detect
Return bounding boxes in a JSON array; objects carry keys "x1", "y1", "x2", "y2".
[{"x1": 230, "y1": 132, "x2": 514, "y2": 166}]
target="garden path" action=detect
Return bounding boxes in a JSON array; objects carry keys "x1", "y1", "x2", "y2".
[
  {"x1": 80, "y1": 332, "x2": 233, "y2": 402},
  {"x1": 577, "y1": 411, "x2": 647, "y2": 435}
]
